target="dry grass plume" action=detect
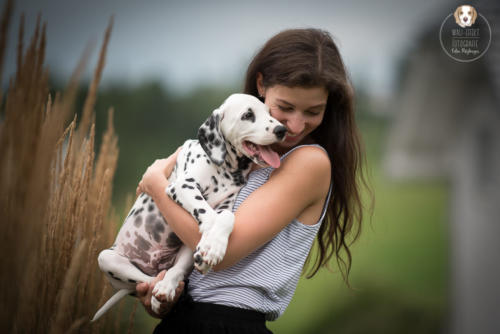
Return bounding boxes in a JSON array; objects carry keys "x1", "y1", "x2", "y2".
[{"x1": 0, "y1": 1, "x2": 128, "y2": 332}]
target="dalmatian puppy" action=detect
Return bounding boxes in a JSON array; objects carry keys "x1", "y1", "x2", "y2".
[
  {"x1": 454, "y1": 5, "x2": 478, "y2": 28},
  {"x1": 92, "y1": 93, "x2": 286, "y2": 321}
]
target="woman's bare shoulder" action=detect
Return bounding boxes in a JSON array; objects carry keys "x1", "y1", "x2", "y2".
[{"x1": 273, "y1": 145, "x2": 331, "y2": 178}]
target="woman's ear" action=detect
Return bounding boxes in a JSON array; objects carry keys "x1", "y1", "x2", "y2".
[{"x1": 256, "y1": 72, "x2": 265, "y2": 97}]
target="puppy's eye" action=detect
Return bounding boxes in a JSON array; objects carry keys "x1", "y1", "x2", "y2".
[{"x1": 241, "y1": 108, "x2": 255, "y2": 122}]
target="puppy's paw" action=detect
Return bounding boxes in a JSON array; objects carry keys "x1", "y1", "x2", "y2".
[
  {"x1": 151, "y1": 295, "x2": 163, "y2": 315},
  {"x1": 194, "y1": 231, "x2": 228, "y2": 269},
  {"x1": 193, "y1": 250, "x2": 211, "y2": 274},
  {"x1": 152, "y1": 278, "x2": 178, "y2": 302}
]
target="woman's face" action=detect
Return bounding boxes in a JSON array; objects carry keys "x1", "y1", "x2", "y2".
[{"x1": 258, "y1": 82, "x2": 328, "y2": 153}]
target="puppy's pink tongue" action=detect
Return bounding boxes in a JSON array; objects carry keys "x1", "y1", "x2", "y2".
[{"x1": 259, "y1": 145, "x2": 281, "y2": 168}]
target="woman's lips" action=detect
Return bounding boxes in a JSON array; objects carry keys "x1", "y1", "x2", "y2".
[{"x1": 284, "y1": 133, "x2": 301, "y2": 143}]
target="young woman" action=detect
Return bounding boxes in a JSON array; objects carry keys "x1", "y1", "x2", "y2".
[{"x1": 135, "y1": 28, "x2": 367, "y2": 333}]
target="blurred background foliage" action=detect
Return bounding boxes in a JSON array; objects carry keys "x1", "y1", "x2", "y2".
[{"x1": 50, "y1": 77, "x2": 448, "y2": 333}]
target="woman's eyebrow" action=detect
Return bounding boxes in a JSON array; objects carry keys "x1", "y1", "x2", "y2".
[
  {"x1": 307, "y1": 103, "x2": 326, "y2": 110},
  {"x1": 276, "y1": 98, "x2": 326, "y2": 110},
  {"x1": 276, "y1": 98, "x2": 294, "y2": 106}
]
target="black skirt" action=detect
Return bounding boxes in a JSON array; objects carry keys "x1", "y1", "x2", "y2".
[{"x1": 153, "y1": 293, "x2": 273, "y2": 334}]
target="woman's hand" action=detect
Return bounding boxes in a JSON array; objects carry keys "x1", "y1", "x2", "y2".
[
  {"x1": 136, "y1": 147, "x2": 182, "y2": 197},
  {"x1": 136, "y1": 270, "x2": 185, "y2": 318}
]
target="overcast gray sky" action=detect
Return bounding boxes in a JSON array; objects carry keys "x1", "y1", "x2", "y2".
[{"x1": 4, "y1": 0, "x2": 455, "y2": 96}]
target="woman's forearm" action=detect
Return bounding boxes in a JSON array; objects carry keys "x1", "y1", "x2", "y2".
[{"x1": 149, "y1": 177, "x2": 202, "y2": 251}]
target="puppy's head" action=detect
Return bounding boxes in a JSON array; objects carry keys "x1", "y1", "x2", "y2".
[
  {"x1": 198, "y1": 94, "x2": 286, "y2": 168},
  {"x1": 454, "y1": 5, "x2": 477, "y2": 27}
]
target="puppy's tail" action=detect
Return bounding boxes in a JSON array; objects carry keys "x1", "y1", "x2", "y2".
[{"x1": 91, "y1": 288, "x2": 133, "y2": 322}]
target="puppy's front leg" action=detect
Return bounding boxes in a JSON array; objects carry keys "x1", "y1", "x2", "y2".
[
  {"x1": 151, "y1": 245, "x2": 194, "y2": 313},
  {"x1": 166, "y1": 178, "x2": 217, "y2": 234},
  {"x1": 166, "y1": 179, "x2": 234, "y2": 272},
  {"x1": 194, "y1": 209, "x2": 234, "y2": 273}
]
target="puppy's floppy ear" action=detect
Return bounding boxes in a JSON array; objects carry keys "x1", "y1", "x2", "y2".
[
  {"x1": 454, "y1": 6, "x2": 461, "y2": 24},
  {"x1": 198, "y1": 107, "x2": 227, "y2": 166},
  {"x1": 471, "y1": 7, "x2": 478, "y2": 24}
]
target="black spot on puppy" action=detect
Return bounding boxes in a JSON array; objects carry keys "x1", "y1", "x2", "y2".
[
  {"x1": 109, "y1": 272, "x2": 122, "y2": 282},
  {"x1": 241, "y1": 108, "x2": 256, "y2": 122},
  {"x1": 135, "y1": 233, "x2": 152, "y2": 251},
  {"x1": 145, "y1": 214, "x2": 164, "y2": 243},
  {"x1": 134, "y1": 216, "x2": 143, "y2": 228}
]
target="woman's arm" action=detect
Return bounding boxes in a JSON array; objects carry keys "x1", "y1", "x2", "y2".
[
  {"x1": 213, "y1": 146, "x2": 331, "y2": 270},
  {"x1": 136, "y1": 151, "x2": 203, "y2": 250},
  {"x1": 140, "y1": 145, "x2": 331, "y2": 271}
]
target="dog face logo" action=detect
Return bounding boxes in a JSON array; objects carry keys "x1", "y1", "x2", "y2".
[{"x1": 454, "y1": 5, "x2": 478, "y2": 28}]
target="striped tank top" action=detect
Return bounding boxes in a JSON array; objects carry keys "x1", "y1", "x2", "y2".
[{"x1": 188, "y1": 144, "x2": 332, "y2": 321}]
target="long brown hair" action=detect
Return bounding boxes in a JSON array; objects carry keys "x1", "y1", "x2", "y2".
[{"x1": 243, "y1": 28, "x2": 370, "y2": 283}]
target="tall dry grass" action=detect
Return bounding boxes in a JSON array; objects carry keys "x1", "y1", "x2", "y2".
[{"x1": 0, "y1": 1, "x2": 128, "y2": 332}]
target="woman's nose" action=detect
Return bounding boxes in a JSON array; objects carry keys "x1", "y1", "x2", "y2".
[{"x1": 285, "y1": 115, "x2": 305, "y2": 134}]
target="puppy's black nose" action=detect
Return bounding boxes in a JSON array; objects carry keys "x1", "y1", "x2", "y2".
[{"x1": 273, "y1": 125, "x2": 287, "y2": 140}]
